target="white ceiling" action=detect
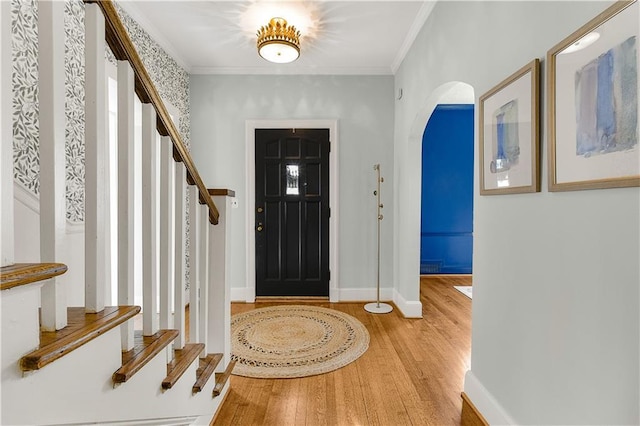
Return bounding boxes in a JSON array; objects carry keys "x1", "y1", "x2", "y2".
[{"x1": 118, "y1": 1, "x2": 435, "y2": 75}]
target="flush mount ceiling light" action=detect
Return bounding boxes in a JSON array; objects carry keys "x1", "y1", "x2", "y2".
[{"x1": 256, "y1": 17, "x2": 301, "y2": 64}]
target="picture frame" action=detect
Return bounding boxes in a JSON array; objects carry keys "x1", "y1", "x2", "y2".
[
  {"x1": 547, "y1": 0, "x2": 639, "y2": 191},
  {"x1": 479, "y1": 59, "x2": 540, "y2": 195}
]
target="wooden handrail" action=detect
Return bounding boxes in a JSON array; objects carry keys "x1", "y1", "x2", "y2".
[
  {"x1": 85, "y1": 0, "x2": 219, "y2": 224},
  {"x1": 208, "y1": 189, "x2": 236, "y2": 198}
]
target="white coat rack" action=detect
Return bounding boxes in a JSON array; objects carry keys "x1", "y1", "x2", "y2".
[{"x1": 364, "y1": 164, "x2": 393, "y2": 314}]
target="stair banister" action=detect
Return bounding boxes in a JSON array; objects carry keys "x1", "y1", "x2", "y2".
[
  {"x1": 199, "y1": 202, "x2": 211, "y2": 352},
  {"x1": 174, "y1": 163, "x2": 187, "y2": 349},
  {"x1": 37, "y1": 0, "x2": 68, "y2": 329},
  {"x1": 85, "y1": 3, "x2": 107, "y2": 314},
  {"x1": 160, "y1": 135, "x2": 176, "y2": 334},
  {"x1": 188, "y1": 185, "x2": 201, "y2": 346},
  {"x1": 117, "y1": 59, "x2": 137, "y2": 351},
  {"x1": 141, "y1": 103, "x2": 160, "y2": 336},
  {"x1": 85, "y1": 0, "x2": 219, "y2": 225},
  {"x1": 2, "y1": 2, "x2": 235, "y2": 423}
]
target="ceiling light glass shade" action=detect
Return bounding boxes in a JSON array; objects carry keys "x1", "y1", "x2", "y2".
[{"x1": 257, "y1": 17, "x2": 301, "y2": 64}]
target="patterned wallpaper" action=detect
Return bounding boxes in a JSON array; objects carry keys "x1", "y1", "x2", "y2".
[
  {"x1": 12, "y1": 0, "x2": 40, "y2": 197},
  {"x1": 12, "y1": 0, "x2": 192, "y2": 220},
  {"x1": 115, "y1": 3, "x2": 191, "y2": 150},
  {"x1": 11, "y1": 0, "x2": 193, "y2": 284},
  {"x1": 64, "y1": 0, "x2": 85, "y2": 223},
  {"x1": 114, "y1": 4, "x2": 192, "y2": 283}
]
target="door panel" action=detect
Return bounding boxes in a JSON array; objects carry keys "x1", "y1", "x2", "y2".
[{"x1": 256, "y1": 128, "x2": 329, "y2": 297}]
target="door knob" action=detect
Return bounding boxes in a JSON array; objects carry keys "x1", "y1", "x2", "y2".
[
  {"x1": 257, "y1": 222, "x2": 263, "y2": 232},
  {"x1": 257, "y1": 207, "x2": 263, "y2": 213}
]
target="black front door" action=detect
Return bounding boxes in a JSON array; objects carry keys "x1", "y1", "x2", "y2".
[{"x1": 255, "y1": 128, "x2": 330, "y2": 297}]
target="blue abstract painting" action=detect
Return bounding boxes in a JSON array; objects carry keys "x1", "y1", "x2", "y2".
[
  {"x1": 490, "y1": 99, "x2": 520, "y2": 173},
  {"x1": 575, "y1": 36, "x2": 638, "y2": 157}
]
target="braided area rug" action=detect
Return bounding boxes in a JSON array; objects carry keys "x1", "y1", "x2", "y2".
[{"x1": 230, "y1": 305, "x2": 370, "y2": 378}]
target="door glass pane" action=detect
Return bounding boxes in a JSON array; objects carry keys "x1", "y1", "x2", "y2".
[{"x1": 286, "y1": 164, "x2": 299, "y2": 195}]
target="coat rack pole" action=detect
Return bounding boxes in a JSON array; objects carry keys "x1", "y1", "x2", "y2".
[{"x1": 365, "y1": 164, "x2": 393, "y2": 314}]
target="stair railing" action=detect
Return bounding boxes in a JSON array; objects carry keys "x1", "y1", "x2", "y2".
[
  {"x1": 2, "y1": 0, "x2": 233, "y2": 409},
  {"x1": 2, "y1": 0, "x2": 224, "y2": 362},
  {"x1": 82, "y1": 0, "x2": 222, "y2": 355}
]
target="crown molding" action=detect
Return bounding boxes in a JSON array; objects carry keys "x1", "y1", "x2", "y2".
[
  {"x1": 116, "y1": 1, "x2": 435, "y2": 77},
  {"x1": 190, "y1": 65, "x2": 394, "y2": 76},
  {"x1": 391, "y1": 1, "x2": 437, "y2": 74}
]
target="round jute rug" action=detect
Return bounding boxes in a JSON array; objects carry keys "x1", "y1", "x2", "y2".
[{"x1": 230, "y1": 305, "x2": 370, "y2": 379}]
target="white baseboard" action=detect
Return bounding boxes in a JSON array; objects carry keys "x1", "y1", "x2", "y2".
[
  {"x1": 338, "y1": 287, "x2": 393, "y2": 302},
  {"x1": 464, "y1": 370, "x2": 515, "y2": 425},
  {"x1": 230, "y1": 286, "x2": 249, "y2": 302},
  {"x1": 231, "y1": 286, "x2": 397, "y2": 305},
  {"x1": 393, "y1": 289, "x2": 423, "y2": 318}
]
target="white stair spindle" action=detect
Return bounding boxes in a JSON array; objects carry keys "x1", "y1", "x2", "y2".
[
  {"x1": 199, "y1": 203, "x2": 210, "y2": 352},
  {"x1": 0, "y1": 0, "x2": 14, "y2": 268},
  {"x1": 38, "y1": 0, "x2": 67, "y2": 330},
  {"x1": 173, "y1": 164, "x2": 187, "y2": 349},
  {"x1": 142, "y1": 104, "x2": 159, "y2": 336},
  {"x1": 84, "y1": 3, "x2": 106, "y2": 313},
  {"x1": 118, "y1": 60, "x2": 136, "y2": 350},
  {"x1": 188, "y1": 185, "x2": 200, "y2": 345},
  {"x1": 160, "y1": 137, "x2": 175, "y2": 332}
]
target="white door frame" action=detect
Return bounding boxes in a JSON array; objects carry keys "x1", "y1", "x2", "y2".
[{"x1": 245, "y1": 120, "x2": 339, "y2": 302}]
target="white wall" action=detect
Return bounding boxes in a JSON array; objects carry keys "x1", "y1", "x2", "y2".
[
  {"x1": 13, "y1": 184, "x2": 86, "y2": 308},
  {"x1": 1, "y1": 0, "x2": 14, "y2": 267},
  {"x1": 395, "y1": 1, "x2": 638, "y2": 424},
  {"x1": 190, "y1": 75, "x2": 395, "y2": 301}
]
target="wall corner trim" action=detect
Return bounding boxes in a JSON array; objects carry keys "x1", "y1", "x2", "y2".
[
  {"x1": 14, "y1": 181, "x2": 85, "y2": 233},
  {"x1": 463, "y1": 370, "x2": 516, "y2": 425},
  {"x1": 14, "y1": 180, "x2": 39, "y2": 214},
  {"x1": 393, "y1": 288, "x2": 422, "y2": 318}
]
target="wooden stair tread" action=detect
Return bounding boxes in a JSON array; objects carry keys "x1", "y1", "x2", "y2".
[
  {"x1": 192, "y1": 353, "x2": 223, "y2": 393},
  {"x1": 20, "y1": 306, "x2": 140, "y2": 371},
  {"x1": 113, "y1": 329, "x2": 179, "y2": 384},
  {"x1": 162, "y1": 343, "x2": 204, "y2": 390},
  {"x1": 213, "y1": 360, "x2": 236, "y2": 397},
  {"x1": 1, "y1": 263, "x2": 68, "y2": 291}
]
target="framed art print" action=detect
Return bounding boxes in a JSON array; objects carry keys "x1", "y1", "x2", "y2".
[
  {"x1": 547, "y1": 0, "x2": 639, "y2": 191},
  {"x1": 479, "y1": 59, "x2": 540, "y2": 195}
]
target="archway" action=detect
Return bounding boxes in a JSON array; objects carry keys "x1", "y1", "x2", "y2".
[
  {"x1": 394, "y1": 82, "x2": 474, "y2": 316},
  {"x1": 420, "y1": 97, "x2": 474, "y2": 275}
]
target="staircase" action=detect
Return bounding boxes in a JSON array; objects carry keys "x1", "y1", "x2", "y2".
[{"x1": 0, "y1": 1, "x2": 235, "y2": 424}]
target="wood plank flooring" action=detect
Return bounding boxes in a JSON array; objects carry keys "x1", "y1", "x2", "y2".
[{"x1": 213, "y1": 275, "x2": 472, "y2": 426}]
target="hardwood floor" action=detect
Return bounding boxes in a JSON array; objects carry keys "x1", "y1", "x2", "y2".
[{"x1": 213, "y1": 275, "x2": 472, "y2": 426}]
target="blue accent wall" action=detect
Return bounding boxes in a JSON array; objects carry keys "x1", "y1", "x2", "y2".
[{"x1": 420, "y1": 104, "x2": 474, "y2": 274}]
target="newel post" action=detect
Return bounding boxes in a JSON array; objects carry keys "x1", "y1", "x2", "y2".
[{"x1": 208, "y1": 189, "x2": 235, "y2": 365}]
